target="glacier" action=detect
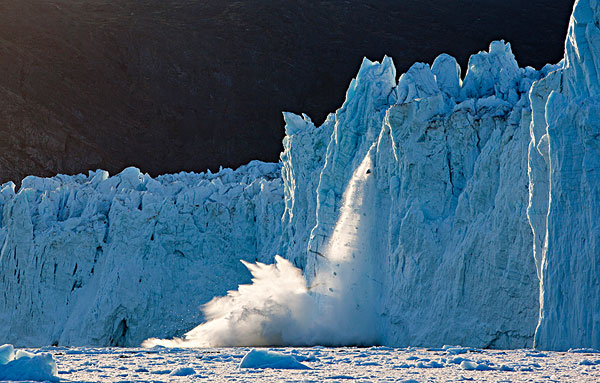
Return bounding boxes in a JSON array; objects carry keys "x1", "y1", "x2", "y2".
[
  {"x1": 528, "y1": 0, "x2": 600, "y2": 350},
  {"x1": 1, "y1": 0, "x2": 599, "y2": 351},
  {"x1": 0, "y1": 162, "x2": 284, "y2": 346},
  {"x1": 285, "y1": 43, "x2": 548, "y2": 349}
]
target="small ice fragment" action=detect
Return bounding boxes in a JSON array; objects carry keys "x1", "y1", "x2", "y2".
[
  {"x1": 0, "y1": 348, "x2": 58, "y2": 382},
  {"x1": 460, "y1": 361, "x2": 479, "y2": 370},
  {"x1": 170, "y1": 367, "x2": 195, "y2": 376},
  {"x1": 460, "y1": 360, "x2": 495, "y2": 371},
  {"x1": 0, "y1": 345, "x2": 14, "y2": 365},
  {"x1": 240, "y1": 349, "x2": 310, "y2": 369},
  {"x1": 525, "y1": 351, "x2": 548, "y2": 357},
  {"x1": 499, "y1": 364, "x2": 515, "y2": 371},
  {"x1": 416, "y1": 360, "x2": 444, "y2": 368},
  {"x1": 449, "y1": 357, "x2": 469, "y2": 364},
  {"x1": 445, "y1": 347, "x2": 471, "y2": 355}
]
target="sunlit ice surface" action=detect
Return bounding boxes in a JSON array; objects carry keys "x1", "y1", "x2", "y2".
[{"x1": 29, "y1": 345, "x2": 600, "y2": 382}]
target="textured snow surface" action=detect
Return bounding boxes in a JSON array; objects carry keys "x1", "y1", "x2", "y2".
[
  {"x1": 1, "y1": 0, "x2": 600, "y2": 351},
  {"x1": 14, "y1": 345, "x2": 600, "y2": 382}
]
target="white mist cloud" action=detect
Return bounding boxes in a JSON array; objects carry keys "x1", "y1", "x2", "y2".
[{"x1": 143, "y1": 151, "x2": 381, "y2": 348}]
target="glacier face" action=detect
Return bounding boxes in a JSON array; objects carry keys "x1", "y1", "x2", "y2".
[
  {"x1": 528, "y1": 0, "x2": 600, "y2": 350},
  {"x1": 1, "y1": 0, "x2": 599, "y2": 351},
  {"x1": 279, "y1": 0, "x2": 600, "y2": 350},
  {"x1": 0, "y1": 162, "x2": 283, "y2": 346},
  {"x1": 280, "y1": 43, "x2": 552, "y2": 349},
  {"x1": 375, "y1": 51, "x2": 541, "y2": 349}
]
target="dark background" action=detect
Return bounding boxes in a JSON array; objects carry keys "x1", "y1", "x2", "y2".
[{"x1": 0, "y1": 0, "x2": 575, "y2": 184}]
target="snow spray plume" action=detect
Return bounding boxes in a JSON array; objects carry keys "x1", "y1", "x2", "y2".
[{"x1": 143, "y1": 151, "x2": 381, "y2": 347}]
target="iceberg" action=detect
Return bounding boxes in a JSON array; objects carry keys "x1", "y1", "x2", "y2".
[
  {"x1": 239, "y1": 349, "x2": 310, "y2": 370},
  {"x1": 0, "y1": 344, "x2": 58, "y2": 382}
]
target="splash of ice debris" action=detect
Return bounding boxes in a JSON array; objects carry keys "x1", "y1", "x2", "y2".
[
  {"x1": 143, "y1": 152, "x2": 381, "y2": 347},
  {"x1": 143, "y1": 255, "x2": 318, "y2": 347},
  {"x1": 309, "y1": 149, "x2": 381, "y2": 341}
]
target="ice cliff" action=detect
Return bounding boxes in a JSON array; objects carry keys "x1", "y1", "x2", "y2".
[
  {"x1": 1, "y1": 0, "x2": 599, "y2": 351},
  {"x1": 0, "y1": 162, "x2": 283, "y2": 346},
  {"x1": 528, "y1": 0, "x2": 600, "y2": 350},
  {"x1": 280, "y1": 44, "x2": 552, "y2": 349}
]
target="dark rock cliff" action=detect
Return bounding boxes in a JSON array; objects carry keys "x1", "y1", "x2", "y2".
[{"x1": 0, "y1": 0, "x2": 573, "y2": 184}]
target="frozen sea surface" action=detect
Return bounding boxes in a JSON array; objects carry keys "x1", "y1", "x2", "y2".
[{"x1": 22, "y1": 346, "x2": 600, "y2": 382}]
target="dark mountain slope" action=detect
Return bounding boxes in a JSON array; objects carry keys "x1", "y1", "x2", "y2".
[{"x1": 0, "y1": 0, "x2": 574, "y2": 183}]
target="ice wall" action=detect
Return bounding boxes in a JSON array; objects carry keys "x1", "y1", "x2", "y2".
[
  {"x1": 278, "y1": 112, "x2": 332, "y2": 269},
  {"x1": 280, "y1": 43, "x2": 552, "y2": 348},
  {"x1": 277, "y1": 0, "x2": 600, "y2": 350},
  {"x1": 528, "y1": 0, "x2": 600, "y2": 350},
  {"x1": 2, "y1": 0, "x2": 600, "y2": 351},
  {"x1": 0, "y1": 162, "x2": 283, "y2": 346},
  {"x1": 376, "y1": 49, "x2": 543, "y2": 349}
]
